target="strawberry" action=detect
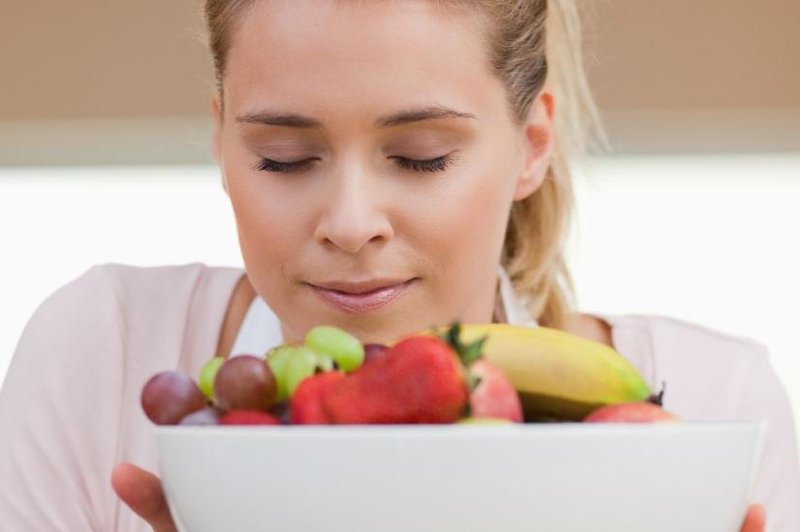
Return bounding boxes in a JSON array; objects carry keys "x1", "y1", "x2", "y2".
[
  {"x1": 219, "y1": 410, "x2": 281, "y2": 425},
  {"x1": 322, "y1": 336, "x2": 469, "y2": 424},
  {"x1": 467, "y1": 359, "x2": 523, "y2": 422},
  {"x1": 290, "y1": 371, "x2": 347, "y2": 424}
]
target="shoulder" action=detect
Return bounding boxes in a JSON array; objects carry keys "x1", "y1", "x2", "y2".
[
  {"x1": 0, "y1": 264, "x2": 246, "y2": 527},
  {"x1": 88, "y1": 262, "x2": 244, "y2": 302},
  {"x1": 600, "y1": 314, "x2": 770, "y2": 417},
  {"x1": 606, "y1": 313, "x2": 766, "y2": 367},
  {"x1": 635, "y1": 314, "x2": 760, "y2": 348},
  {"x1": 16, "y1": 263, "x2": 245, "y2": 370},
  {"x1": 37, "y1": 263, "x2": 244, "y2": 319},
  {"x1": 564, "y1": 313, "x2": 614, "y2": 346}
]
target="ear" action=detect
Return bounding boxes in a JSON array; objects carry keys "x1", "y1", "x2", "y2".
[
  {"x1": 513, "y1": 88, "x2": 555, "y2": 201},
  {"x1": 211, "y1": 93, "x2": 229, "y2": 194}
]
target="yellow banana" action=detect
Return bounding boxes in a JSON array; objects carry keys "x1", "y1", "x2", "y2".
[{"x1": 434, "y1": 323, "x2": 652, "y2": 421}]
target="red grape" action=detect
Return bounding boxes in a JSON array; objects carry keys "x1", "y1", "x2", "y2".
[
  {"x1": 178, "y1": 406, "x2": 221, "y2": 426},
  {"x1": 363, "y1": 343, "x2": 388, "y2": 364},
  {"x1": 214, "y1": 355, "x2": 277, "y2": 413},
  {"x1": 141, "y1": 371, "x2": 207, "y2": 425},
  {"x1": 269, "y1": 400, "x2": 292, "y2": 424}
]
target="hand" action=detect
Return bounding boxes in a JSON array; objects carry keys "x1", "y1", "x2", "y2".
[
  {"x1": 740, "y1": 504, "x2": 766, "y2": 532},
  {"x1": 111, "y1": 462, "x2": 177, "y2": 532}
]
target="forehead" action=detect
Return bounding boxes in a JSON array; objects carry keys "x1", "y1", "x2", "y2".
[{"x1": 223, "y1": 0, "x2": 505, "y2": 122}]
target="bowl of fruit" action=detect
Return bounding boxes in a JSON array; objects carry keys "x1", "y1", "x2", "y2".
[{"x1": 143, "y1": 324, "x2": 765, "y2": 532}]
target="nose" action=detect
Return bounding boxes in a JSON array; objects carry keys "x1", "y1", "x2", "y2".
[{"x1": 313, "y1": 170, "x2": 394, "y2": 254}]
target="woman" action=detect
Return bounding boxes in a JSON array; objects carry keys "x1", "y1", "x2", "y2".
[{"x1": 0, "y1": 1, "x2": 795, "y2": 530}]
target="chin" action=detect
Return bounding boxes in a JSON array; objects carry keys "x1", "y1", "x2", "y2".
[
  {"x1": 333, "y1": 318, "x2": 415, "y2": 345},
  {"x1": 326, "y1": 312, "x2": 433, "y2": 345}
]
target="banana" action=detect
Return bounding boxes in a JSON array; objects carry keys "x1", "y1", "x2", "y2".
[{"x1": 435, "y1": 323, "x2": 652, "y2": 422}]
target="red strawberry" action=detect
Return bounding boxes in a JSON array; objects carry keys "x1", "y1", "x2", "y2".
[
  {"x1": 322, "y1": 336, "x2": 469, "y2": 424},
  {"x1": 219, "y1": 410, "x2": 280, "y2": 425},
  {"x1": 468, "y1": 359, "x2": 523, "y2": 422},
  {"x1": 290, "y1": 371, "x2": 347, "y2": 424}
]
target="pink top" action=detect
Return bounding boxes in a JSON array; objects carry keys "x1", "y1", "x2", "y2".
[{"x1": 1, "y1": 264, "x2": 798, "y2": 531}]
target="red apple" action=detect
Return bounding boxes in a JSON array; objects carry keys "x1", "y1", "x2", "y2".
[
  {"x1": 468, "y1": 359, "x2": 523, "y2": 422},
  {"x1": 583, "y1": 401, "x2": 680, "y2": 423}
]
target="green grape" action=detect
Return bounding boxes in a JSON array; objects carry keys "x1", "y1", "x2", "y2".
[
  {"x1": 266, "y1": 345, "x2": 301, "y2": 401},
  {"x1": 304, "y1": 325, "x2": 365, "y2": 372},
  {"x1": 284, "y1": 346, "x2": 323, "y2": 398},
  {"x1": 198, "y1": 356, "x2": 225, "y2": 400},
  {"x1": 315, "y1": 352, "x2": 335, "y2": 372}
]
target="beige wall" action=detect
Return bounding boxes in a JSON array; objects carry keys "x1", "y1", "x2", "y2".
[
  {"x1": 585, "y1": 0, "x2": 800, "y2": 111},
  {"x1": 584, "y1": 0, "x2": 800, "y2": 152},
  {"x1": 1, "y1": 0, "x2": 798, "y2": 162},
  {"x1": 0, "y1": 0, "x2": 210, "y2": 120}
]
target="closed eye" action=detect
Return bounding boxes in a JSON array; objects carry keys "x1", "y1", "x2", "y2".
[
  {"x1": 253, "y1": 154, "x2": 455, "y2": 174},
  {"x1": 391, "y1": 155, "x2": 454, "y2": 173},
  {"x1": 253, "y1": 158, "x2": 317, "y2": 173}
]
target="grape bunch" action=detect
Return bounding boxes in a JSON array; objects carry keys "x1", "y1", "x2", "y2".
[{"x1": 140, "y1": 325, "x2": 372, "y2": 426}]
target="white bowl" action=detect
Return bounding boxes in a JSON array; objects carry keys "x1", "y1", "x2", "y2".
[{"x1": 157, "y1": 422, "x2": 764, "y2": 532}]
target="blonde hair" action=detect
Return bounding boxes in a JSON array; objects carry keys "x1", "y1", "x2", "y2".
[
  {"x1": 205, "y1": 0, "x2": 601, "y2": 329},
  {"x1": 491, "y1": 0, "x2": 603, "y2": 329}
]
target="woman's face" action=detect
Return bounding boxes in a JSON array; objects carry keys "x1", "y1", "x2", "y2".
[{"x1": 214, "y1": 0, "x2": 553, "y2": 343}]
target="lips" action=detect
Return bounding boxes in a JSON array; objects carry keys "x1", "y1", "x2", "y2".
[{"x1": 308, "y1": 278, "x2": 416, "y2": 314}]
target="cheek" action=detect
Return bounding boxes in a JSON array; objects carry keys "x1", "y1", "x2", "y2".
[
  {"x1": 414, "y1": 128, "x2": 521, "y2": 260},
  {"x1": 403, "y1": 167, "x2": 514, "y2": 279},
  {"x1": 224, "y1": 161, "x2": 310, "y2": 280}
]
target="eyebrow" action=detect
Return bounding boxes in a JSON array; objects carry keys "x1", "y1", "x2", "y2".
[
  {"x1": 235, "y1": 105, "x2": 477, "y2": 129},
  {"x1": 376, "y1": 106, "x2": 478, "y2": 128}
]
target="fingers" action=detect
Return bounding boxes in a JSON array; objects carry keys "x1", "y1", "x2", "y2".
[
  {"x1": 111, "y1": 463, "x2": 178, "y2": 532},
  {"x1": 740, "y1": 504, "x2": 766, "y2": 532}
]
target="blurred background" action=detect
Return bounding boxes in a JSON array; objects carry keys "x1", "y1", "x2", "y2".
[{"x1": 1, "y1": 0, "x2": 798, "y2": 434}]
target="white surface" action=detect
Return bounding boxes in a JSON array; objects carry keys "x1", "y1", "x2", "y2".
[
  {"x1": 569, "y1": 154, "x2": 800, "y2": 429},
  {"x1": 157, "y1": 423, "x2": 764, "y2": 532},
  {"x1": 0, "y1": 166, "x2": 241, "y2": 389},
  {"x1": 1, "y1": 156, "x2": 799, "y2": 428}
]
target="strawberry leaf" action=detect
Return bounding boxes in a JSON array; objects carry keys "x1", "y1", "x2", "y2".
[
  {"x1": 466, "y1": 371, "x2": 481, "y2": 392},
  {"x1": 442, "y1": 322, "x2": 486, "y2": 367},
  {"x1": 461, "y1": 337, "x2": 486, "y2": 366}
]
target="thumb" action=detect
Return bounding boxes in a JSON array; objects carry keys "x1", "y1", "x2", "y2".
[
  {"x1": 740, "y1": 504, "x2": 766, "y2": 532},
  {"x1": 111, "y1": 462, "x2": 178, "y2": 532}
]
